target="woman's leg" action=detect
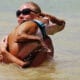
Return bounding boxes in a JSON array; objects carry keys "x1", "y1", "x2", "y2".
[
  {"x1": 31, "y1": 36, "x2": 54, "y2": 67},
  {"x1": 18, "y1": 41, "x2": 41, "y2": 60}
]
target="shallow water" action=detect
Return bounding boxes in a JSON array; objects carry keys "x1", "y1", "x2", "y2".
[{"x1": 0, "y1": 0, "x2": 80, "y2": 80}]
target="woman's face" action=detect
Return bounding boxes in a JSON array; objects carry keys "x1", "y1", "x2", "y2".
[{"x1": 16, "y1": 4, "x2": 39, "y2": 25}]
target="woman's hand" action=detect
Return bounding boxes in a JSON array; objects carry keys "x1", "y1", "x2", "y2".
[{"x1": 0, "y1": 36, "x2": 8, "y2": 53}]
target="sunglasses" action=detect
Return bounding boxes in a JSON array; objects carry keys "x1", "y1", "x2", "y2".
[{"x1": 16, "y1": 8, "x2": 37, "y2": 17}]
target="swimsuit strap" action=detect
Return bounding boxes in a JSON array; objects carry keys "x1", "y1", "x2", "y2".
[{"x1": 32, "y1": 19, "x2": 48, "y2": 39}]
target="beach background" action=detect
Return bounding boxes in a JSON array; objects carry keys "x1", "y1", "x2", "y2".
[{"x1": 0, "y1": 0, "x2": 80, "y2": 80}]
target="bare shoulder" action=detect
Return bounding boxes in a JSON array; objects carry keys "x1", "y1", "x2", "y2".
[
  {"x1": 16, "y1": 21, "x2": 38, "y2": 34},
  {"x1": 21, "y1": 21, "x2": 38, "y2": 29}
]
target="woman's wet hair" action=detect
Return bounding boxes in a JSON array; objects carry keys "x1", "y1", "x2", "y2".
[{"x1": 25, "y1": 1, "x2": 41, "y2": 13}]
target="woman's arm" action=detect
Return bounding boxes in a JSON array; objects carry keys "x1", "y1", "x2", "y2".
[
  {"x1": 40, "y1": 12, "x2": 65, "y2": 35},
  {"x1": 1, "y1": 49, "x2": 30, "y2": 68}
]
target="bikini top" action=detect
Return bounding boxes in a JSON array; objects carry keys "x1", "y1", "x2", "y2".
[{"x1": 32, "y1": 19, "x2": 48, "y2": 40}]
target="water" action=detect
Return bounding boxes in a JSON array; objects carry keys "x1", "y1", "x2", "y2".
[{"x1": 0, "y1": 0, "x2": 80, "y2": 80}]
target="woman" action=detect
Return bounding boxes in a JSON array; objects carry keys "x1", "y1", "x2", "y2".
[{"x1": 0, "y1": 2, "x2": 65, "y2": 68}]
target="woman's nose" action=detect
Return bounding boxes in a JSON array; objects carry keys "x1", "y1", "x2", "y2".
[{"x1": 18, "y1": 14, "x2": 24, "y2": 19}]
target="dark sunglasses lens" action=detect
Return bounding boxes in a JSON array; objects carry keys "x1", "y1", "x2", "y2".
[
  {"x1": 22, "y1": 9, "x2": 31, "y2": 15},
  {"x1": 16, "y1": 9, "x2": 33, "y2": 17},
  {"x1": 16, "y1": 9, "x2": 32, "y2": 17},
  {"x1": 16, "y1": 10, "x2": 21, "y2": 17}
]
